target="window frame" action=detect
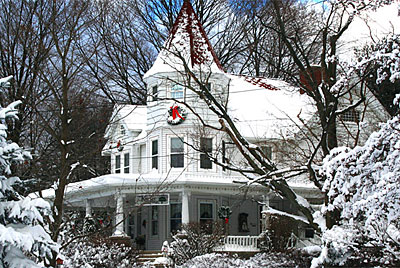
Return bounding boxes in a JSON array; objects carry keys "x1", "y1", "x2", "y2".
[
  {"x1": 199, "y1": 137, "x2": 213, "y2": 170},
  {"x1": 260, "y1": 145, "x2": 273, "y2": 161},
  {"x1": 124, "y1": 152, "x2": 130, "y2": 173},
  {"x1": 170, "y1": 84, "x2": 184, "y2": 99},
  {"x1": 305, "y1": 228, "x2": 315, "y2": 239},
  {"x1": 151, "y1": 206, "x2": 159, "y2": 237},
  {"x1": 169, "y1": 136, "x2": 185, "y2": 169},
  {"x1": 340, "y1": 109, "x2": 360, "y2": 123},
  {"x1": 120, "y1": 125, "x2": 125, "y2": 136},
  {"x1": 198, "y1": 200, "x2": 215, "y2": 234},
  {"x1": 170, "y1": 202, "x2": 182, "y2": 235},
  {"x1": 115, "y1": 154, "x2": 121, "y2": 173},
  {"x1": 152, "y1": 85, "x2": 158, "y2": 101},
  {"x1": 151, "y1": 139, "x2": 158, "y2": 170}
]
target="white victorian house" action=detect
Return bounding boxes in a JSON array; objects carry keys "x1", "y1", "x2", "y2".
[{"x1": 39, "y1": 1, "x2": 389, "y2": 251}]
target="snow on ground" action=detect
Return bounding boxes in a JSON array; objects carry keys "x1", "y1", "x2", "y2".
[{"x1": 176, "y1": 252, "x2": 311, "y2": 268}]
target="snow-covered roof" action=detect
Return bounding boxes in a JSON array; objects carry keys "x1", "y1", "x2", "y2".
[
  {"x1": 32, "y1": 171, "x2": 318, "y2": 201},
  {"x1": 32, "y1": 173, "x2": 254, "y2": 200},
  {"x1": 143, "y1": 0, "x2": 224, "y2": 79},
  {"x1": 227, "y1": 74, "x2": 316, "y2": 139},
  {"x1": 105, "y1": 104, "x2": 147, "y2": 138}
]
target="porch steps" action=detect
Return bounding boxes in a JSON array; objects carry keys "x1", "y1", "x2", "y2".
[{"x1": 137, "y1": 251, "x2": 164, "y2": 265}]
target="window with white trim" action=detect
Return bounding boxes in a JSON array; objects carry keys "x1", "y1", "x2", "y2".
[
  {"x1": 171, "y1": 84, "x2": 184, "y2": 99},
  {"x1": 124, "y1": 153, "x2": 129, "y2": 173},
  {"x1": 151, "y1": 206, "x2": 158, "y2": 236},
  {"x1": 200, "y1": 138, "x2": 212, "y2": 169},
  {"x1": 115, "y1": 155, "x2": 121, "y2": 173},
  {"x1": 199, "y1": 202, "x2": 214, "y2": 234},
  {"x1": 170, "y1": 203, "x2": 182, "y2": 234},
  {"x1": 152, "y1": 85, "x2": 158, "y2": 101},
  {"x1": 170, "y1": 137, "x2": 184, "y2": 168},
  {"x1": 152, "y1": 140, "x2": 158, "y2": 169}
]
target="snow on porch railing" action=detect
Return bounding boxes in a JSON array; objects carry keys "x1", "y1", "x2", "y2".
[{"x1": 214, "y1": 236, "x2": 260, "y2": 252}]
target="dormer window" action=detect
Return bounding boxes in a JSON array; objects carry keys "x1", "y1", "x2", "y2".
[
  {"x1": 120, "y1": 125, "x2": 125, "y2": 136},
  {"x1": 171, "y1": 84, "x2": 184, "y2": 99}
]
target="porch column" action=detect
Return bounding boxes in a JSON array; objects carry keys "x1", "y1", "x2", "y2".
[
  {"x1": 113, "y1": 193, "x2": 127, "y2": 236},
  {"x1": 181, "y1": 190, "x2": 190, "y2": 224},
  {"x1": 261, "y1": 195, "x2": 270, "y2": 232},
  {"x1": 85, "y1": 199, "x2": 92, "y2": 218}
]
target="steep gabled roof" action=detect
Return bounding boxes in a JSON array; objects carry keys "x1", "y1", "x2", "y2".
[
  {"x1": 104, "y1": 105, "x2": 147, "y2": 138},
  {"x1": 144, "y1": 0, "x2": 224, "y2": 78},
  {"x1": 166, "y1": 0, "x2": 223, "y2": 69}
]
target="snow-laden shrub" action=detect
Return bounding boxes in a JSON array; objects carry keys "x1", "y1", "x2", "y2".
[
  {"x1": 178, "y1": 252, "x2": 310, "y2": 268},
  {"x1": 0, "y1": 76, "x2": 58, "y2": 267},
  {"x1": 260, "y1": 213, "x2": 299, "y2": 250},
  {"x1": 62, "y1": 236, "x2": 138, "y2": 268},
  {"x1": 315, "y1": 103, "x2": 400, "y2": 267},
  {"x1": 170, "y1": 221, "x2": 224, "y2": 265}
]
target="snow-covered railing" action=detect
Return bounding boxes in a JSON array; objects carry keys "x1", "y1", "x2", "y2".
[{"x1": 214, "y1": 236, "x2": 260, "y2": 252}]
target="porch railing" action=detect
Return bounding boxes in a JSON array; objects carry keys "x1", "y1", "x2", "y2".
[{"x1": 214, "y1": 235, "x2": 260, "y2": 252}]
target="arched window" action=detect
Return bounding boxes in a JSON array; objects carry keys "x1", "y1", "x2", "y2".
[{"x1": 171, "y1": 84, "x2": 184, "y2": 99}]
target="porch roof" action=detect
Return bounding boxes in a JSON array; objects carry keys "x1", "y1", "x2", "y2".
[{"x1": 31, "y1": 171, "x2": 319, "y2": 204}]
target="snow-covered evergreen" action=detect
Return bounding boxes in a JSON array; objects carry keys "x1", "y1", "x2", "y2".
[
  {"x1": 314, "y1": 104, "x2": 400, "y2": 266},
  {"x1": 0, "y1": 76, "x2": 57, "y2": 267}
]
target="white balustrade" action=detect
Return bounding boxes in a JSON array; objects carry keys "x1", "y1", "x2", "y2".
[{"x1": 215, "y1": 235, "x2": 260, "y2": 252}]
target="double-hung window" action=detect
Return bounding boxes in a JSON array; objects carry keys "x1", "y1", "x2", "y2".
[
  {"x1": 124, "y1": 153, "x2": 130, "y2": 173},
  {"x1": 170, "y1": 203, "x2": 182, "y2": 234},
  {"x1": 151, "y1": 206, "x2": 158, "y2": 236},
  {"x1": 199, "y1": 202, "x2": 214, "y2": 234},
  {"x1": 200, "y1": 138, "x2": 212, "y2": 169},
  {"x1": 171, "y1": 84, "x2": 184, "y2": 99},
  {"x1": 152, "y1": 140, "x2": 158, "y2": 169},
  {"x1": 115, "y1": 155, "x2": 121, "y2": 173},
  {"x1": 170, "y1": 137, "x2": 184, "y2": 168}
]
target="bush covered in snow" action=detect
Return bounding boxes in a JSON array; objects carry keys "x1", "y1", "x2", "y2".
[
  {"x1": 0, "y1": 76, "x2": 58, "y2": 267},
  {"x1": 315, "y1": 99, "x2": 400, "y2": 267},
  {"x1": 62, "y1": 236, "x2": 137, "y2": 268},
  {"x1": 178, "y1": 251, "x2": 312, "y2": 268},
  {"x1": 259, "y1": 213, "x2": 299, "y2": 251},
  {"x1": 170, "y1": 221, "x2": 225, "y2": 265}
]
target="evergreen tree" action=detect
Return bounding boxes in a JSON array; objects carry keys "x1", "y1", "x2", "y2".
[{"x1": 0, "y1": 76, "x2": 57, "y2": 268}]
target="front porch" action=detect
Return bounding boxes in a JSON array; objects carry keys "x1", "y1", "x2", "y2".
[{"x1": 63, "y1": 173, "x2": 269, "y2": 251}]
